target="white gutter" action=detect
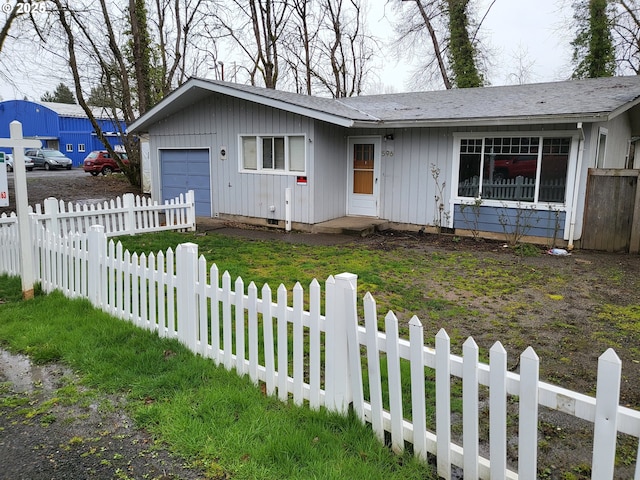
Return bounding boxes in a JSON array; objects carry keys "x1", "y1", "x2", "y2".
[{"x1": 567, "y1": 122, "x2": 586, "y2": 250}]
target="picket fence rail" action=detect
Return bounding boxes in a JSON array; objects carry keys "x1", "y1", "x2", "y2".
[
  {"x1": 24, "y1": 225, "x2": 640, "y2": 479},
  {"x1": 31, "y1": 190, "x2": 196, "y2": 237},
  {"x1": 0, "y1": 190, "x2": 195, "y2": 239}
]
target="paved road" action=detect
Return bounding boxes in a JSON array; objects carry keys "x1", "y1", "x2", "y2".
[{"x1": 7, "y1": 166, "x2": 86, "y2": 179}]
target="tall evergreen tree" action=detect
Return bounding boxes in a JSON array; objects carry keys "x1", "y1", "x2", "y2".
[
  {"x1": 41, "y1": 83, "x2": 76, "y2": 103},
  {"x1": 447, "y1": 0, "x2": 483, "y2": 88},
  {"x1": 572, "y1": 0, "x2": 616, "y2": 78}
]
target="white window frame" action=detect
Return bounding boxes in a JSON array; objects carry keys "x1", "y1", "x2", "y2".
[
  {"x1": 78, "y1": 144, "x2": 86, "y2": 153},
  {"x1": 595, "y1": 127, "x2": 608, "y2": 168},
  {"x1": 452, "y1": 131, "x2": 579, "y2": 210},
  {"x1": 66, "y1": 143, "x2": 73, "y2": 152},
  {"x1": 238, "y1": 134, "x2": 307, "y2": 175}
]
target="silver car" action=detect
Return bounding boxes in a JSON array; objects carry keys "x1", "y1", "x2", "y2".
[
  {"x1": 4, "y1": 153, "x2": 34, "y2": 172},
  {"x1": 25, "y1": 148, "x2": 73, "y2": 170}
]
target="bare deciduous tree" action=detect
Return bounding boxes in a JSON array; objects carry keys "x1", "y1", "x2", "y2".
[
  {"x1": 217, "y1": 0, "x2": 290, "y2": 89},
  {"x1": 505, "y1": 44, "x2": 537, "y2": 85},
  {"x1": 284, "y1": 0, "x2": 320, "y2": 94},
  {"x1": 612, "y1": 0, "x2": 640, "y2": 74},
  {"x1": 46, "y1": 0, "x2": 209, "y2": 186},
  {"x1": 391, "y1": 0, "x2": 451, "y2": 89},
  {"x1": 153, "y1": 0, "x2": 207, "y2": 94},
  {"x1": 310, "y1": 0, "x2": 375, "y2": 98}
]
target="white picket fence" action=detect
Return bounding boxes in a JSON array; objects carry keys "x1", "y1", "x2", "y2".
[
  {"x1": 0, "y1": 189, "x2": 195, "y2": 240},
  {"x1": 31, "y1": 190, "x2": 196, "y2": 237},
  {"x1": 0, "y1": 190, "x2": 195, "y2": 281},
  {"x1": 27, "y1": 225, "x2": 640, "y2": 479}
]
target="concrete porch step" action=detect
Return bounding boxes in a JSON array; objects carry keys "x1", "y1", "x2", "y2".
[{"x1": 311, "y1": 217, "x2": 390, "y2": 237}]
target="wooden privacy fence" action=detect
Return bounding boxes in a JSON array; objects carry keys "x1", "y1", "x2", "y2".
[
  {"x1": 582, "y1": 169, "x2": 640, "y2": 253},
  {"x1": 30, "y1": 225, "x2": 640, "y2": 479}
]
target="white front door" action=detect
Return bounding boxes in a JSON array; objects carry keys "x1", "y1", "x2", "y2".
[{"x1": 347, "y1": 137, "x2": 381, "y2": 216}]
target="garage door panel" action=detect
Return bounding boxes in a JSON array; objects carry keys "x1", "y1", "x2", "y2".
[{"x1": 160, "y1": 149, "x2": 211, "y2": 217}]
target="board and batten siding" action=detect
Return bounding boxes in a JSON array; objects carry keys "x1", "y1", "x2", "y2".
[
  {"x1": 147, "y1": 93, "x2": 316, "y2": 223},
  {"x1": 598, "y1": 113, "x2": 634, "y2": 169},
  {"x1": 312, "y1": 121, "x2": 349, "y2": 223},
  {"x1": 343, "y1": 126, "x2": 455, "y2": 228}
]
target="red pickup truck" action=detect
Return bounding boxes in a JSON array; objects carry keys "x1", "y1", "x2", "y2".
[{"x1": 83, "y1": 150, "x2": 128, "y2": 176}]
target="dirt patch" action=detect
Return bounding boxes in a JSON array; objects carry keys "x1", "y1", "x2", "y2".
[{"x1": 359, "y1": 231, "x2": 640, "y2": 406}]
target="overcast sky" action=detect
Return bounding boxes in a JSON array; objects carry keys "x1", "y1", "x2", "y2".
[
  {"x1": 372, "y1": 0, "x2": 574, "y2": 91},
  {"x1": 476, "y1": 0, "x2": 574, "y2": 85},
  {"x1": 0, "y1": 0, "x2": 575, "y2": 101}
]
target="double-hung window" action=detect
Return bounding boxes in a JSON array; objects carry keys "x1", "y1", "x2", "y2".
[
  {"x1": 456, "y1": 135, "x2": 571, "y2": 204},
  {"x1": 240, "y1": 134, "x2": 306, "y2": 174}
]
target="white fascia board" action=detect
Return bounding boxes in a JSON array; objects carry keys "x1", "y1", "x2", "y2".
[
  {"x1": 129, "y1": 78, "x2": 354, "y2": 132},
  {"x1": 351, "y1": 113, "x2": 610, "y2": 129},
  {"x1": 128, "y1": 79, "x2": 206, "y2": 133}
]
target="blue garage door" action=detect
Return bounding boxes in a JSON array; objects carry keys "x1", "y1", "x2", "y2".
[{"x1": 160, "y1": 149, "x2": 211, "y2": 217}]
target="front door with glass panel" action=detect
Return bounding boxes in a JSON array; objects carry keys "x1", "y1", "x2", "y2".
[{"x1": 348, "y1": 137, "x2": 381, "y2": 216}]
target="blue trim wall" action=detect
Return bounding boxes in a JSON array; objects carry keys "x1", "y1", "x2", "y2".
[
  {"x1": 0, "y1": 100, "x2": 126, "y2": 167},
  {"x1": 453, "y1": 204, "x2": 566, "y2": 239}
]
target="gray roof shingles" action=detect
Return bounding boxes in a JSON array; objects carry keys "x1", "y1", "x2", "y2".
[{"x1": 208, "y1": 75, "x2": 640, "y2": 123}]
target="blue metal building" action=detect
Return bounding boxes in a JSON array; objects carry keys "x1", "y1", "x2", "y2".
[{"x1": 0, "y1": 100, "x2": 126, "y2": 167}]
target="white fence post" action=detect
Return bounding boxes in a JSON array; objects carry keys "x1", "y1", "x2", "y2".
[
  {"x1": 43, "y1": 197, "x2": 59, "y2": 236},
  {"x1": 176, "y1": 242, "x2": 199, "y2": 352},
  {"x1": 490, "y1": 342, "x2": 508, "y2": 479},
  {"x1": 87, "y1": 225, "x2": 106, "y2": 307},
  {"x1": 519, "y1": 347, "x2": 539, "y2": 480},
  {"x1": 591, "y1": 348, "x2": 621, "y2": 479},
  {"x1": 436, "y1": 328, "x2": 452, "y2": 479},
  {"x1": 463, "y1": 337, "x2": 480, "y2": 479},
  {"x1": 410, "y1": 316, "x2": 427, "y2": 461},
  {"x1": 186, "y1": 190, "x2": 196, "y2": 231},
  {"x1": 123, "y1": 193, "x2": 135, "y2": 235},
  {"x1": 325, "y1": 272, "x2": 357, "y2": 414}
]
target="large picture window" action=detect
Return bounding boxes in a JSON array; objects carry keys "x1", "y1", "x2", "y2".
[
  {"x1": 457, "y1": 136, "x2": 570, "y2": 203},
  {"x1": 240, "y1": 134, "x2": 306, "y2": 174}
]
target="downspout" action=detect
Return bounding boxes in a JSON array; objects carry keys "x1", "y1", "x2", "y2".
[{"x1": 567, "y1": 123, "x2": 585, "y2": 250}]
